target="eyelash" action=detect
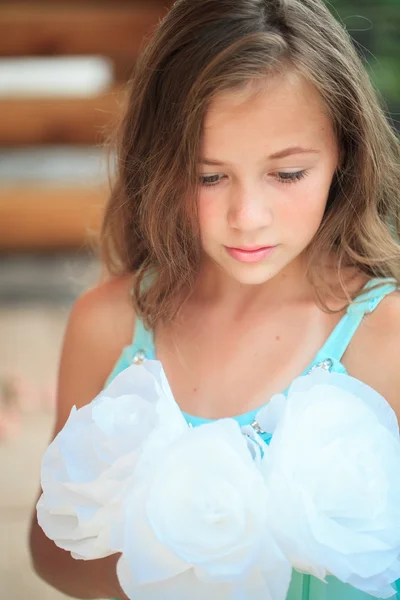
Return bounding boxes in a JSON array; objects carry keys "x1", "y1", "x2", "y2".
[{"x1": 199, "y1": 171, "x2": 309, "y2": 187}]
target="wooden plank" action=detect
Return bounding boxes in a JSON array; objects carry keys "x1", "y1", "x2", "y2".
[
  {"x1": 112, "y1": 55, "x2": 138, "y2": 82},
  {"x1": 5, "y1": 0, "x2": 169, "y2": 5},
  {"x1": 0, "y1": 184, "x2": 107, "y2": 250},
  {"x1": 0, "y1": 87, "x2": 126, "y2": 146},
  {"x1": 0, "y1": 5, "x2": 168, "y2": 57},
  {"x1": 7, "y1": 1, "x2": 167, "y2": 4}
]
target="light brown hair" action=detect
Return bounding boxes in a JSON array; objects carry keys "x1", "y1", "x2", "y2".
[{"x1": 100, "y1": 0, "x2": 400, "y2": 328}]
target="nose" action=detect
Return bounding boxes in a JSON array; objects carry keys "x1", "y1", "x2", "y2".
[{"x1": 227, "y1": 179, "x2": 274, "y2": 232}]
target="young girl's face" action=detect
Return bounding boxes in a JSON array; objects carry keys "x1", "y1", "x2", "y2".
[{"x1": 197, "y1": 72, "x2": 339, "y2": 286}]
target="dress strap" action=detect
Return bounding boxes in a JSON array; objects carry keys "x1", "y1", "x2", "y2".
[
  {"x1": 131, "y1": 316, "x2": 156, "y2": 361},
  {"x1": 130, "y1": 268, "x2": 157, "y2": 363},
  {"x1": 314, "y1": 277, "x2": 398, "y2": 364}
]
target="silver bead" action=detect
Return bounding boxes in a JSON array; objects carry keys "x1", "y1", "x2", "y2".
[
  {"x1": 132, "y1": 349, "x2": 146, "y2": 365},
  {"x1": 308, "y1": 358, "x2": 333, "y2": 374},
  {"x1": 250, "y1": 419, "x2": 265, "y2": 434}
]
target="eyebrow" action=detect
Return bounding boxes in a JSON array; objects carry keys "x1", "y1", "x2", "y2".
[{"x1": 200, "y1": 146, "x2": 320, "y2": 166}]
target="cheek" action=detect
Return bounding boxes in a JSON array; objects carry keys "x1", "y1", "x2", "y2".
[
  {"x1": 279, "y1": 180, "x2": 328, "y2": 236},
  {"x1": 197, "y1": 192, "x2": 223, "y2": 237}
]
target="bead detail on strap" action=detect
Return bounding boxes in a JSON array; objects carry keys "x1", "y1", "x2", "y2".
[
  {"x1": 308, "y1": 358, "x2": 333, "y2": 374},
  {"x1": 132, "y1": 349, "x2": 146, "y2": 365},
  {"x1": 250, "y1": 420, "x2": 264, "y2": 434}
]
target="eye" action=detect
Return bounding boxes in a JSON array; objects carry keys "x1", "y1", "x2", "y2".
[
  {"x1": 199, "y1": 170, "x2": 309, "y2": 187},
  {"x1": 274, "y1": 170, "x2": 308, "y2": 184},
  {"x1": 199, "y1": 174, "x2": 225, "y2": 187}
]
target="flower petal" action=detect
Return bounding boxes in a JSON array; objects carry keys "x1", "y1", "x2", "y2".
[
  {"x1": 121, "y1": 483, "x2": 189, "y2": 585},
  {"x1": 117, "y1": 558, "x2": 291, "y2": 600}
]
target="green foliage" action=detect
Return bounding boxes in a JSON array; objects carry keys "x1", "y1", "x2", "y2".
[{"x1": 326, "y1": 0, "x2": 399, "y2": 120}]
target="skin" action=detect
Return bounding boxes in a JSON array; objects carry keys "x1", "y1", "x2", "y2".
[
  {"x1": 29, "y1": 73, "x2": 400, "y2": 598},
  {"x1": 153, "y1": 73, "x2": 362, "y2": 418},
  {"x1": 196, "y1": 73, "x2": 339, "y2": 297}
]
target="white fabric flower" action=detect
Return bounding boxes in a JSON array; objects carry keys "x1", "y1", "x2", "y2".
[
  {"x1": 37, "y1": 361, "x2": 188, "y2": 559},
  {"x1": 257, "y1": 369, "x2": 400, "y2": 598},
  {"x1": 117, "y1": 419, "x2": 292, "y2": 600},
  {"x1": 117, "y1": 561, "x2": 291, "y2": 600}
]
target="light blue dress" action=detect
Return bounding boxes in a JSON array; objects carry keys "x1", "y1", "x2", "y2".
[{"x1": 105, "y1": 277, "x2": 400, "y2": 600}]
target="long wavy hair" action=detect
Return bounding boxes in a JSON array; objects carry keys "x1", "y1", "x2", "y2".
[{"x1": 99, "y1": 0, "x2": 400, "y2": 328}]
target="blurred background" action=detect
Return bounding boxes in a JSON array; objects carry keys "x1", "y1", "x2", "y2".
[{"x1": 0, "y1": 1, "x2": 398, "y2": 599}]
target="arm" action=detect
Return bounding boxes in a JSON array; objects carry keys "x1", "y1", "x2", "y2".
[
  {"x1": 344, "y1": 291, "x2": 400, "y2": 422},
  {"x1": 29, "y1": 276, "x2": 135, "y2": 599}
]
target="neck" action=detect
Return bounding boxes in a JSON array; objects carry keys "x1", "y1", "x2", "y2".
[{"x1": 191, "y1": 253, "x2": 315, "y2": 315}]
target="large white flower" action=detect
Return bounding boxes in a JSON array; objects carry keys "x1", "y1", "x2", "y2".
[
  {"x1": 37, "y1": 360, "x2": 188, "y2": 559},
  {"x1": 256, "y1": 369, "x2": 400, "y2": 598},
  {"x1": 117, "y1": 418, "x2": 292, "y2": 600}
]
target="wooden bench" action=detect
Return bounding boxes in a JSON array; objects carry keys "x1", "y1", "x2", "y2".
[{"x1": 0, "y1": 1, "x2": 171, "y2": 250}]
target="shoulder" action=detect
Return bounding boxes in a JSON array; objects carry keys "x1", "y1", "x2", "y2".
[
  {"x1": 53, "y1": 273, "x2": 136, "y2": 433},
  {"x1": 70, "y1": 272, "x2": 136, "y2": 342},
  {"x1": 66, "y1": 272, "x2": 137, "y2": 379},
  {"x1": 345, "y1": 290, "x2": 400, "y2": 419}
]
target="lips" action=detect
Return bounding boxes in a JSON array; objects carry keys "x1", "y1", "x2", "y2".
[
  {"x1": 224, "y1": 245, "x2": 277, "y2": 263},
  {"x1": 227, "y1": 246, "x2": 274, "y2": 252}
]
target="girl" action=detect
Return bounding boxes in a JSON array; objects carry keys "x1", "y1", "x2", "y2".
[{"x1": 29, "y1": 0, "x2": 400, "y2": 599}]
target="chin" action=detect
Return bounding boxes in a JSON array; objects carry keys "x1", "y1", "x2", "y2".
[{"x1": 223, "y1": 262, "x2": 279, "y2": 286}]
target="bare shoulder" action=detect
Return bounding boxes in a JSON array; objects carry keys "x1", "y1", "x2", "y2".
[
  {"x1": 345, "y1": 290, "x2": 400, "y2": 418},
  {"x1": 53, "y1": 272, "x2": 136, "y2": 435},
  {"x1": 70, "y1": 272, "x2": 136, "y2": 346}
]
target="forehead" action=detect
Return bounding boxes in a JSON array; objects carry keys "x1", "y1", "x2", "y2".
[{"x1": 202, "y1": 73, "x2": 335, "y2": 154}]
